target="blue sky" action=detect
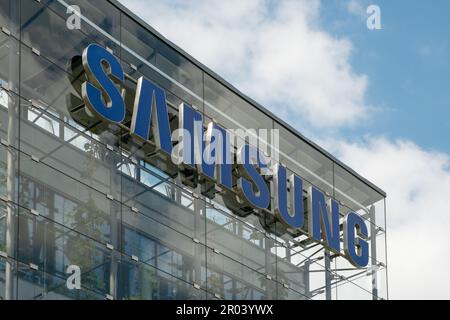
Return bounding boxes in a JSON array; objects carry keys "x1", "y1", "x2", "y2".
[{"x1": 321, "y1": 0, "x2": 450, "y2": 154}]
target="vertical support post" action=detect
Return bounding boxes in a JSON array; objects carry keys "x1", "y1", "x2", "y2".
[
  {"x1": 304, "y1": 259, "x2": 310, "y2": 299},
  {"x1": 265, "y1": 235, "x2": 274, "y2": 299},
  {"x1": 324, "y1": 249, "x2": 332, "y2": 300},
  {"x1": 370, "y1": 205, "x2": 378, "y2": 300},
  {"x1": 105, "y1": 139, "x2": 120, "y2": 300},
  {"x1": 285, "y1": 241, "x2": 291, "y2": 263},
  {"x1": 5, "y1": 102, "x2": 16, "y2": 300},
  {"x1": 193, "y1": 182, "x2": 203, "y2": 297},
  {"x1": 5, "y1": 0, "x2": 19, "y2": 300}
]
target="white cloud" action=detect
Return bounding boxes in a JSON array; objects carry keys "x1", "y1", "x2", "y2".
[
  {"x1": 329, "y1": 137, "x2": 450, "y2": 299},
  {"x1": 346, "y1": 0, "x2": 367, "y2": 19},
  {"x1": 120, "y1": 0, "x2": 371, "y2": 129}
]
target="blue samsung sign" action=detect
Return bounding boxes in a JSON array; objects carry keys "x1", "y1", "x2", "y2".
[{"x1": 81, "y1": 43, "x2": 370, "y2": 268}]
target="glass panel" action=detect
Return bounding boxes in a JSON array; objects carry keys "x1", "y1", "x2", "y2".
[
  {"x1": 275, "y1": 122, "x2": 333, "y2": 195},
  {"x1": 43, "y1": 0, "x2": 120, "y2": 45},
  {"x1": 307, "y1": 259, "x2": 327, "y2": 300},
  {"x1": 0, "y1": 31, "x2": 19, "y2": 94},
  {"x1": 334, "y1": 164, "x2": 384, "y2": 217},
  {"x1": 334, "y1": 254, "x2": 374, "y2": 300},
  {"x1": 0, "y1": 198, "x2": 18, "y2": 259},
  {"x1": 16, "y1": 261, "x2": 104, "y2": 300},
  {"x1": 122, "y1": 168, "x2": 205, "y2": 240},
  {"x1": 0, "y1": 0, "x2": 20, "y2": 37},
  {"x1": 17, "y1": 208, "x2": 114, "y2": 296},
  {"x1": 0, "y1": 142, "x2": 18, "y2": 204},
  {"x1": 21, "y1": 1, "x2": 93, "y2": 71},
  {"x1": 121, "y1": 206, "x2": 205, "y2": 286},
  {"x1": 275, "y1": 243, "x2": 309, "y2": 297},
  {"x1": 120, "y1": 14, "x2": 156, "y2": 69},
  {"x1": 18, "y1": 1, "x2": 124, "y2": 153},
  {"x1": 0, "y1": 35, "x2": 19, "y2": 153},
  {"x1": 373, "y1": 197, "x2": 386, "y2": 233},
  {"x1": 204, "y1": 74, "x2": 272, "y2": 131},
  {"x1": 121, "y1": 54, "x2": 203, "y2": 112},
  {"x1": 121, "y1": 14, "x2": 203, "y2": 107},
  {"x1": 207, "y1": 292, "x2": 222, "y2": 300},
  {"x1": 208, "y1": 196, "x2": 272, "y2": 236},
  {"x1": 118, "y1": 255, "x2": 206, "y2": 300},
  {"x1": 336, "y1": 275, "x2": 374, "y2": 300},
  {"x1": 204, "y1": 74, "x2": 273, "y2": 154},
  {"x1": 19, "y1": 99, "x2": 122, "y2": 201},
  {"x1": 20, "y1": 43, "x2": 87, "y2": 129},
  {"x1": 206, "y1": 204, "x2": 276, "y2": 279},
  {"x1": 154, "y1": 37, "x2": 203, "y2": 102},
  {"x1": 18, "y1": 152, "x2": 120, "y2": 246},
  {"x1": 206, "y1": 247, "x2": 274, "y2": 300},
  {"x1": 0, "y1": 255, "x2": 16, "y2": 299},
  {"x1": 37, "y1": 0, "x2": 120, "y2": 56},
  {"x1": 0, "y1": 144, "x2": 18, "y2": 284},
  {"x1": 277, "y1": 283, "x2": 308, "y2": 300},
  {"x1": 17, "y1": 262, "x2": 49, "y2": 300}
]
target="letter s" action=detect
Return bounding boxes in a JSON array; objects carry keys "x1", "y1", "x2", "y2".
[
  {"x1": 237, "y1": 144, "x2": 270, "y2": 210},
  {"x1": 82, "y1": 44, "x2": 125, "y2": 123}
]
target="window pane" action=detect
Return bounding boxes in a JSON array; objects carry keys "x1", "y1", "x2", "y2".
[
  {"x1": 43, "y1": 0, "x2": 120, "y2": 43},
  {"x1": 17, "y1": 208, "x2": 115, "y2": 296},
  {"x1": 17, "y1": 260, "x2": 104, "y2": 300},
  {"x1": 0, "y1": 255, "x2": 16, "y2": 299},
  {"x1": 206, "y1": 247, "x2": 274, "y2": 299},
  {"x1": 20, "y1": 44, "x2": 86, "y2": 129},
  {"x1": 0, "y1": 32, "x2": 19, "y2": 94},
  {"x1": 276, "y1": 244, "x2": 309, "y2": 297},
  {"x1": 121, "y1": 206, "x2": 206, "y2": 286},
  {"x1": 334, "y1": 164, "x2": 384, "y2": 226},
  {"x1": 0, "y1": 0, "x2": 20, "y2": 37},
  {"x1": 18, "y1": 153, "x2": 120, "y2": 246},
  {"x1": 121, "y1": 14, "x2": 204, "y2": 105},
  {"x1": 118, "y1": 256, "x2": 206, "y2": 300},
  {"x1": 123, "y1": 171, "x2": 205, "y2": 240},
  {"x1": 0, "y1": 138, "x2": 18, "y2": 205},
  {"x1": 204, "y1": 74, "x2": 273, "y2": 154},
  {"x1": 275, "y1": 122, "x2": 334, "y2": 195},
  {"x1": 206, "y1": 204, "x2": 277, "y2": 280},
  {"x1": 21, "y1": 1, "x2": 92, "y2": 71}
]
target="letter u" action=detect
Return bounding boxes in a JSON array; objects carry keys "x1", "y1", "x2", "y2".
[{"x1": 273, "y1": 164, "x2": 304, "y2": 229}]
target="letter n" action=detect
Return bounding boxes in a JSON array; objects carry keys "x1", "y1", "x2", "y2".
[{"x1": 308, "y1": 186, "x2": 340, "y2": 253}]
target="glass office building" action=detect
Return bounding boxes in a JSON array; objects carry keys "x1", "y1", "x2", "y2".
[{"x1": 0, "y1": 0, "x2": 388, "y2": 300}]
